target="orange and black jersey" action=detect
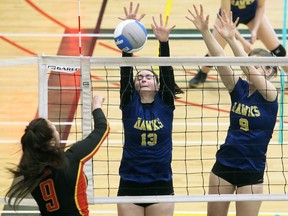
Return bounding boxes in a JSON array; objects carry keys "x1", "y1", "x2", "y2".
[{"x1": 31, "y1": 108, "x2": 110, "y2": 216}]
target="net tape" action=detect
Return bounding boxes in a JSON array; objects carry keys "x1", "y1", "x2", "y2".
[{"x1": 1, "y1": 55, "x2": 288, "y2": 67}]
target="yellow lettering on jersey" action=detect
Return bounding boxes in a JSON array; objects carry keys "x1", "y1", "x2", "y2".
[
  {"x1": 232, "y1": 0, "x2": 255, "y2": 9},
  {"x1": 231, "y1": 102, "x2": 238, "y2": 112},
  {"x1": 134, "y1": 117, "x2": 142, "y2": 130},
  {"x1": 250, "y1": 106, "x2": 260, "y2": 117},
  {"x1": 153, "y1": 118, "x2": 164, "y2": 130},
  {"x1": 231, "y1": 102, "x2": 261, "y2": 117},
  {"x1": 134, "y1": 117, "x2": 164, "y2": 131},
  {"x1": 241, "y1": 104, "x2": 249, "y2": 116},
  {"x1": 139, "y1": 120, "x2": 147, "y2": 130},
  {"x1": 234, "y1": 102, "x2": 242, "y2": 115},
  {"x1": 146, "y1": 120, "x2": 152, "y2": 131}
]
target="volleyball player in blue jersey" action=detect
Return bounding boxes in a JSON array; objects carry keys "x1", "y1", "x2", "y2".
[
  {"x1": 189, "y1": 0, "x2": 288, "y2": 88},
  {"x1": 5, "y1": 95, "x2": 110, "y2": 215},
  {"x1": 117, "y1": 2, "x2": 183, "y2": 216},
  {"x1": 186, "y1": 5, "x2": 278, "y2": 216}
]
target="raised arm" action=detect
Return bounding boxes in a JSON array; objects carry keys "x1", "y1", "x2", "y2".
[
  {"x1": 120, "y1": 52, "x2": 134, "y2": 106},
  {"x1": 186, "y1": 4, "x2": 238, "y2": 92},
  {"x1": 151, "y1": 14, "x2": 176, "y2": 105},
  {"x1": 215, "y1": 11, "x2": 277, "y2": 101},
  {"x1": 69, "y1": 95, "x2": 110, "y2": 161},
  {"x1": 119, "y1": 2, "x2": 146, "y2": 106}
]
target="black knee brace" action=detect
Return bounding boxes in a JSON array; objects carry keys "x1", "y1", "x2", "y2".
[{"x1": 271, "y1": 44, "x2": 286, "y2": 57}]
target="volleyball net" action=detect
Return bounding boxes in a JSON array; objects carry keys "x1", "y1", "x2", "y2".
[{"x1": 1, "y1": 55, "x2": 288, "y2": 208}]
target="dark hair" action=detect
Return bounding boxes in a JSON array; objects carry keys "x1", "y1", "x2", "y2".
[
  {"x1": 135, "y1": 69, "x2": 184, "y2": 98},
  {"x1": 248, "y1": 48, "x2": 278, "y2": 79},
  {"x1": 5, "y1": 118, "x2": 65, "y2": 209}
]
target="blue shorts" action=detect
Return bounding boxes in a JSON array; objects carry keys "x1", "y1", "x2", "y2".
[{"x1": 218, "y1": 9, "x2": 255, "y2": 25}]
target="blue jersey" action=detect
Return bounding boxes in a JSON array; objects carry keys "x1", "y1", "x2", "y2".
[
  {"x1": 120, "y1": 92, "x2": 174, "y2": 183},
  {"x1": 231, "y1": 0, "x2": 258, "y2": 23},
  {"x1": 216, "y1": 78, "x2": 278, "y2": 171},
  {"x1": 119, "y1": 41, "x2": 176, "y2": 183}
]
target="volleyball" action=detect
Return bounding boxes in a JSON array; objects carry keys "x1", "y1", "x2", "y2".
[{"x1": 114, "y1": 19, "x2": 148, "y2": 53}]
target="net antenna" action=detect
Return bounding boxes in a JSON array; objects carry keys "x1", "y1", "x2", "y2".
[{"x1": 78, "y1": 0, "x2": 83, "y2": 56}]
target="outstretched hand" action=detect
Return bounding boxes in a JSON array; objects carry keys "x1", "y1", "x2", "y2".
[
  {"x1": 186, "y1": 4, "x2": 209, "y2": 32},
  {"x1": 118, "y1": 1, "x2": 145, "y2": 21},
  {"x1": 151, "y1": 14, "x2": 175, "y2": 42},
  {"x1": 92, "y1": 95, "x2": 104, "y2": 110},
  {"x1": 214, "y1": 10, "x2": 239, "y2": 41}
]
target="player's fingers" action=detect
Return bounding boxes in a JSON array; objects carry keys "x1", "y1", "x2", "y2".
[
  {"x1": 234, "y1": 17, "x2": 239, "y2": 27},
  {"x1": 129, "y1": 1, "x2": 133, "y2": 14},
  {"x1": 223, "y1": 10, "x2": 229, "y2": 23},
  {"x1": 134, "y1": 3, "x2": 140, "y2": 15},
  {"x1": 124, "y1": 7, "x2": 128, "y2": 16},
  {"x1": 137, "y1": 13, "x2": 146, "y2": 21},
  {"x1": 200, "y1": 4, "x2": 204, "y2": 16},
  {"x1": 169, "y1": 24, "x2": 176, "y2": 32},
  {"x1": 165, "y1": 16, "x2": 169, "y2": 27},
  {"x1": 185, "y1": 15, "x2": 193, "y2": 22},
  {"x1": 193, "y1": 5, "x2": 199, "y2": 16},
  {"x1": 229, "y1": 11, "x2": 233, "y2": 24},
  {"x1": 217, "y1": 13, "x2": 224, "y2": 26},
  {"x1": 159, "y1": 14, "x2": 163, "y2": 26},
  {"x1": 206, "y1": 15, "x2": 210, "y2": 23},
  {"x1": 152, "y1": 16, "x2": 158, "y2": 27},
  {"x1": 187, "y1": 9, "x2": 195, "y2": 19}
]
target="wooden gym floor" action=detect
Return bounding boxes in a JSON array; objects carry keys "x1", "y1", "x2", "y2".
[{"x1": 0, "y1": 0, "x2": 288, "y2": 215}]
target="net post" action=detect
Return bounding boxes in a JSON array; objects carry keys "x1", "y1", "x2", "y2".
[{"x1": 80, "y1": 57, "x2": 94, "y2": 203}]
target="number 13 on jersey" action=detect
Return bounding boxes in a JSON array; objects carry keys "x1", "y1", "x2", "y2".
[{"x1": 141, "y1": 133, "x2": 158, "y2": 146}]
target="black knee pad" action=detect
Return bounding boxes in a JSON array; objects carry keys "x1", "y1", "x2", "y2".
[{"x1": 271, "y1": 44, "x2": 286, "y2": 57}]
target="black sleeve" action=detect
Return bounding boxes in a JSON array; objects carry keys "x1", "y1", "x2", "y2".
[
  {"x1": 68, "y1": 108, "x2": 109, "y2": 161},
  {"x1": 159, "y1": 41, "x2": 175, "y2": 106},
  {"x1": 120, "y1": 52, "x2": 134, "y2": 107}
]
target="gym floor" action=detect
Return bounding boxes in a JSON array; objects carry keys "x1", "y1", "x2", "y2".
[{"x1": 0, "y1": 0, "x2": 287, "y2": 215}]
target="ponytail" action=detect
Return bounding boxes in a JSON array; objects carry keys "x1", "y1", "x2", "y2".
[{"x1": 5, "y1": 118, "x2": 65, "y2": 209}]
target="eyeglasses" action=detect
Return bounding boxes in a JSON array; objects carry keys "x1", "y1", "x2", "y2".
[{"x1": 135, "y1": 74, "x2": 155, "y2": 81}]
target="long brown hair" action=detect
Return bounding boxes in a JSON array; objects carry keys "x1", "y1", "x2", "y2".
[{"x1": 5, "y1": 118, "x2": 65, "y2": 209}]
